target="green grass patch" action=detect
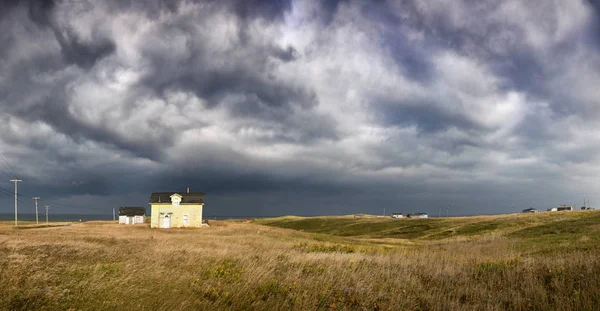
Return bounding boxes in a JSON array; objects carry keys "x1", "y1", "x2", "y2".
[{"x1": 259, "y1": 212, "x2": 600, "y2": 248}]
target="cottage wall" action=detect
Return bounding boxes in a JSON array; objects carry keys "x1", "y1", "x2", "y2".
[{"x1": 151, "y1": 203, "x2": 203, "y2": 228}]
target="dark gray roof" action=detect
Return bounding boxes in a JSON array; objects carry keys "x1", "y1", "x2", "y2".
[
  {"x1": 149, "y1": 192, "x2": 205, "y2": 204},
  {"x1": 119, "y1": 207, "x2": 146, "y2": 216}
]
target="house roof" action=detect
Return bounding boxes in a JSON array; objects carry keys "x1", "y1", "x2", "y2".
[
  {"x1": 119, "y1": 207, "x2": 146, "y2": 216},
  {"x1": 149, "y1": 192, "x2": 205, "y2": 204}
]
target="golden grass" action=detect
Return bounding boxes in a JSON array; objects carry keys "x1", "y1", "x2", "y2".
[{"x1": 0, "y1": 213, "x2": 599, "y2": 310}]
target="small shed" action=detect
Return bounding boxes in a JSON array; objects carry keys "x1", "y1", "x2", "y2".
[
  {"x1": 119, "y1": 207, "x2": 146, "y2": 224},
  {"x1": 391, "y1": 213, "x2": 404, "y2": 219},
  {"x1": 522, "y1": 208, "x2": 539, "y2": 213}
]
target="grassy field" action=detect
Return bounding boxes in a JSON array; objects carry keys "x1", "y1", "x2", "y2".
[{"x1": 0, "y1": 211, "x2": 599, "y2": 310}]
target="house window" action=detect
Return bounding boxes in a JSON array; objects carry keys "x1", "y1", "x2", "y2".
[{"x1": 183, "y1": 215, "x2": 188, "y2": 226}]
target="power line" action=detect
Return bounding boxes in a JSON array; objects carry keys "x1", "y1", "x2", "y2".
[
  {"x1": 0, "y1": 164, "x2": 14, "y2": 181},
  {"x1": 0, "y1": 155, "x2": 120, "y2": 214},
  {"x1": 0, "y1": 184, "x2": 97, "y2": 212},
  {"x1": 40, "y1": 200, "x2": 106, "y2": 212},
  {"x1": 0, "y1": 186, "x2": 13, "y2": 197},
  {"x1": 0, "y1": 153, "x2": 18, "y2": 177},
  {"x1": 0, "y1": 167, "x2": 12, "y2": 180},
  {"x1": 0, "y1": 185, "x2": 29, "y2": 205}
]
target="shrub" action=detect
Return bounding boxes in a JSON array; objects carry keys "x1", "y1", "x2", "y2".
[{"x1": 204, "y1": 258, "x2": 243, "y2": 283}]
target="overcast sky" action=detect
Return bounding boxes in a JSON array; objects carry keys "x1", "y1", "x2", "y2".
[{"x1": 1, "y1": 0, "x2": 600, "y2": 216}]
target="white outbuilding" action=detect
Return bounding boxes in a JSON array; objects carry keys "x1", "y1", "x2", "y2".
[{"x1": 118, "y1": 207, "x2": 146, "y2": 224}]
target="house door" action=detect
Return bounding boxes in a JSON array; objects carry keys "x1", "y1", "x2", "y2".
[{"x1": 163, "y1": 215, "x2": 171, "y2": 228}]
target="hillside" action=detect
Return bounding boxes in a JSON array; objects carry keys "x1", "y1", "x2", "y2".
[
  {"x1": 0, "y1": 212, "x2": 599, "y2": 310},
  {"x1": 257, "y1": 211, "x2": 600, "y2": 253}
]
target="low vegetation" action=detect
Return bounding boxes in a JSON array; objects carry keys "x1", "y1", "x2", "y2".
[{"x1": 1, "y1": 211, "x2": 599, "y2": 310}]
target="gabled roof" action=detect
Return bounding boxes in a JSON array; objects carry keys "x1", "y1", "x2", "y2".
[
  {"x1": 149, "y1": 192, "x2": 205, "y2": 204},
  {"x1": 119, "y1": 207, "x2": 146, "y2": 216}
]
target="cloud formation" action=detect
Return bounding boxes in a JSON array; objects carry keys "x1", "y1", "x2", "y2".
[{"x1": 1, "y1": 0, "x2": 600, "y2": 215}]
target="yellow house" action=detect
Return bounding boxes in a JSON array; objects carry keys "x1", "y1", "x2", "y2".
[{"x1": 149, "y1": 190, "x2": 205, "y2": 228}]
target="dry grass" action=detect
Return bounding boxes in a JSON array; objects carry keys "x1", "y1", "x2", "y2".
[{"x1": 0, "y1": 213, "x2": 599, "y2": 310}]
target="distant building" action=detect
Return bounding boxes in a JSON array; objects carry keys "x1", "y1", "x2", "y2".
[
  {"x1": 548, "y1": 205, "x2": 573, "y2": 212},
  {"x1": 391, "y1": 213, "x2": 404, "y2": 219},
  {"x1": 150, "y1": 189, "x2": 205, "y2": 228},
  {"x1": 119, "y1": 207, "x2": 146, "y2": 224},
  {"x1": 522, "y1": 208, "x2": 539, "y2": 213},
  {"x1": 581, "y1": 206, "x2": 595, "y2": 210},
  {"x1": 407, "y1": 213, "x2": 428, "y2": 219}
]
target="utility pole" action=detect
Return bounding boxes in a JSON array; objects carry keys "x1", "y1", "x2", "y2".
[
  {"x1": 45, "y1": 206, "x2": 49, "y2": 224},
  {"x1": 33, "y1": 197, "x2": 40, "y2": 225},
  {"x1": 10, "y1": 179, "x2": 22, "y2": 226}
]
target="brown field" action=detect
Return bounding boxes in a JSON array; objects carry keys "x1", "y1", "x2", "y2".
[{"x1": 1, "y1": 211, "x2": 600, "y2": 310}]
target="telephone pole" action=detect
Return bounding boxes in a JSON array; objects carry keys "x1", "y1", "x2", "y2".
[
  {"x1": 33, "y1": 197, "x2": 40, "y2": 225},
  {"x1": 45, "y1": 205, "x2": 50, "y2": 224},
  {"x1": 10, "y1": 179, "x2": 22, "y2": 226}
]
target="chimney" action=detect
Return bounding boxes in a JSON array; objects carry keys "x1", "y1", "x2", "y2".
[{"x1": 187, "y1": 187, "x2": 190, "y2": 194}]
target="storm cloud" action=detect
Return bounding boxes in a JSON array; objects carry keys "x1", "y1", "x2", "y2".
[{"x1": 1, "y1": 0, "x2": 600, "y2": 216}]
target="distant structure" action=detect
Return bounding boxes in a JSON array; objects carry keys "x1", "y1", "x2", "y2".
[
  {"x1": 391, "y1": 213, "x2": 404, "y2": 219},
  {"x1": 581, "y1": 199, "x2": 594, "y2": 210},
  {"x1": 522, "y1": 208, "x2": 539, "y2": 213},
  {"x1": 149, "y1": 189, "x2": 205, "y2": 228},
  {"x1": 407, "y1": 213, "x2": 428, "y2": 219},
  {"x1": 548, "y1": 205, "x2": 573, "y2": 212},
  {"x1": 118, "y1": 207, "x2": 146, "y2": 224}
]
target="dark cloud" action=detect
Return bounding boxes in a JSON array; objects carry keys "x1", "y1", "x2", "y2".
[
  {"x1": 52, "y1": 28, "x2": 116, "y2": 69},
  {"x1": 228, "y1": 0, "x2": 293, "y2": 21},
  {"x1": 374, "y1": 100, "x2": 485, "y2": 135},
  {"x1": 26, "y1": 0, "x2": 55, "y2": 26}
]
